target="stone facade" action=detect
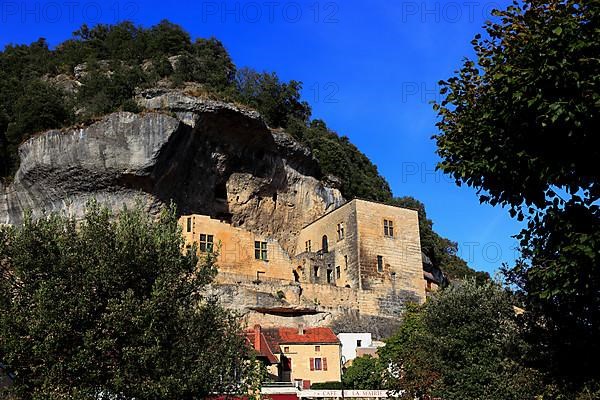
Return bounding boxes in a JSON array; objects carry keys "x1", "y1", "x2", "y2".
[
  {"x1": 179, "y1": 199, "x2": 426, "y2": 326},
  {"x1": 294, "y1": 199, "x2": 426, "y2": 316}
]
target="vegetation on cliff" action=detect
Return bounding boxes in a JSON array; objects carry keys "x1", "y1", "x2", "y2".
[
  {"x1": 0, "y1": 203, "x2": 260, "y2": 398},
  {"x1": 0, "y1": 20, "x2": 484, "y2": 281}
]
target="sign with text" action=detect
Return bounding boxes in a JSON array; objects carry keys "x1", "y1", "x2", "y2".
[{"x1": 297, "y1": 389, "x2": 389, "y2": 398}]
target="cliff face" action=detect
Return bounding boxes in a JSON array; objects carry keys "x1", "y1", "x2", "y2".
[{"x1": 0, "y1": 89, "x2": 344, "y2": 253}]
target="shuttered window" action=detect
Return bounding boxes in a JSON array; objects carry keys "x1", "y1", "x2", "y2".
[{"x1": 310, "y1": 357, "x2": 327, "y2": 371}]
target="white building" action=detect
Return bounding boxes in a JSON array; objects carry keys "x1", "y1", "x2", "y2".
[{"x1": 337, "y1": 333, "x2": 376, "y2": 362}]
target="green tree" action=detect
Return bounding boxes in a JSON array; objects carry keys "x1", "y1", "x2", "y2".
[
  {"x1": 379, "y1": 304, "x2": 436, "y2": 399},
  {"x1": 382, "y1": 282, "x2": 543, "y2": 400},
  {"x1": 433, "y1": 0, "x2": 600, "y2": 392},
  {"x1": 0, "y1": 203, "x2": 258, "y2": 399},
  {"x1": 287, "y1": 118, "x2": 393, "y2": 202},
  {"x1": 342, "y1": 355, "x2": 385, "y2": 390},
  {"x1": 3, "y1": 80, "x2": 72, "y2": 175},
  {"x1": 77, "y1": 63, "x2": 145, "y2": 119},
  {"x1": 234, "y1": 68, "x2": 311, "y2": 128}
]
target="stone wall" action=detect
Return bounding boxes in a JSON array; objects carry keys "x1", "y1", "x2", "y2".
[
  {"x1": 355, "y1": 200, "x2": 425, "y2": 311},
  {"x1": 180, "y1": 214, "x2": 296, "y2": 282},
  {"x1": 181, "y1": 198, "x2": 426, "y2": 328},
  {"x1": 295, "y1": 201, "x2": 360, "y2": 288}
]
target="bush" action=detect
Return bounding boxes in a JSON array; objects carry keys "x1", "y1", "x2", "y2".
[{"x1": 311, "y1": 381, "x2": 343, "y2": 390}]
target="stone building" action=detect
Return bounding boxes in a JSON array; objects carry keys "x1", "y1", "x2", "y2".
[
  {"x1": 247, "y1": 325, "x2": 342, "y2": 388},
  {"x1": 179, "y1": 199, "x2": 430, "y2": 327},
  {"x1": 294, "y1": 199, "x2": 425, "y2": 308}
]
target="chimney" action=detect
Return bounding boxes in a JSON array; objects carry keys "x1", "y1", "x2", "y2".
[
  {"x1": 298, "y1": 323, "x2": 305, "y2": 335},
  {"x1": 254, "y1": 324, "x2": 261, "y2": 352}
]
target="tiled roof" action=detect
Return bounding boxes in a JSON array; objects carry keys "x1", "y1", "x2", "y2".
[
  {"x1": 264, "y1": 327, "x2": 340, "y2": 346},
  {"x1": 245, "y1": 329, "x2": 279, "y2": 364}
]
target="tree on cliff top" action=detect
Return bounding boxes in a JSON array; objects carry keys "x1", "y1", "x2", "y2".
[
  {"x1": 433, "y1": 0, "x2": 600, "y2": 393},
  {"x1": 0, "y1": 19, "x2": 486, "y2": 283},
  {"x1": 0, "y1": 203, "x2": 259, "y2": 399}
]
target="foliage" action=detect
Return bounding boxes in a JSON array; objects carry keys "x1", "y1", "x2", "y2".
[
  {"x1": 379, "y1": 304, "x2": 436, "y2": 399},
  {"x1": 0, "y1": 203, "x2": 257, "y2": 399},
  {"x1": 503, "y1": 200, "x2": 600, "y2": 392},
  {"x1": 381, "y1": 281, "x2": 544, "y2": 400},
  {"x1": 76, "y1": 62, "x2": 145, "y2": 119},
  {"x1": 342, "y1": 355, "x2": 385, "y2": 390},
  {"x1": 433, "y1": 0, "x2": 599, "y2": 213},
  {"x1": 3, "y1": 79, "x2": 73, "y2": 176},
  {"x1": 234, "y1": 68, "x2": 311, "y2": 128},
  {"x1": 287, "y1": 118, "x2": 393, "y2": 202},
  {"x1": 172, "y1": 38, "x2": 236, "y2": 92},
  {"x1": 0, "y1": 19, "x2": 485, "y2": 284},
  {"x1": 434, "y1": 0, "x2": 600, "y2": 394},
  {"x1": 310, "y1": 381, "x2": 343, "y2": 390}
]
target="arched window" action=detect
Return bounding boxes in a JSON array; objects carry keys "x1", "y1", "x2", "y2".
[{"x1": 322, "y1": 235, "x2": 329, "y2": 253}]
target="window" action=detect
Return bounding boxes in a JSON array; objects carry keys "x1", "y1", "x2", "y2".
[
  {"x1": 327, "y1": 269, "x2": 333, "y2": 284},
  {"x1": 315, "y1": 345, "x2": 320, "y2": 352},
  {"x1": 199, "y1": 234, "x2": 214, "y2": 252},
  {"x1": 314, "y1": 358, "x2": 322, "y2": 370},
  {"x1": 255, "y1": 241, "x2": 268, "y2": 260},
  {"x1": 314, "y1": 266, "x2": 319, "y2": 278},
  {"x1": 384, "y1": 219, "x2": 394, "y2": 237},
  {"x1": 377, "y1": 255, "x2": 384, "y2": 272},
  {"x1": 284, "y1": 346, "x2": 290, "y2": 353},
  {"x1": 186, "y1": 217, "x2": 192, "y2": 233},
  {"x1": 336, "y1": 266, "x2": 341, "y2": 279},
  {"x1": 310, "y1": 357, "x2": 327, "y2": 371},
  {"x1": 337, "y1": 222, "x2": 344, "y2": 240},
  {"x1": 305, "y1": 240, "x2": 312, "y2": 253},
  {"x1": 344, "y1": 255, "x2": 348, "y2": 269},
  {"x1": 322, "y1": 235, "x2": 329, "y2": 253},
  {"x1": 357, "y1": 340, "x2": 362, "y2": 347}
]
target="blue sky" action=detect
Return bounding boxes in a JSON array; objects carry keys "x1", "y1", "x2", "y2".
[{"x1": 0, "y1": 0, "x2": 522, "y2": 274}]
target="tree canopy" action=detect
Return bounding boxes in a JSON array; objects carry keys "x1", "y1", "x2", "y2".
[
  {"x1": 0, "y1": 203, "x2": 259, "y2": 399},
  {"x1": 342, "y1": 355, "x2": 385, "y2": 390},
  {"x1": 381, "y1": 281, "x2": 543, "y2": 400},
  {"x1": 434, "y1": 0, "x2": 600, "y2": 395},
  {"x1": 0, "y1": 19, "x2": 486, "y2": 282}
]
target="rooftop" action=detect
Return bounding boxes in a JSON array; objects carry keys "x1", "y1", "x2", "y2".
[{"x1": 263, "y1": 326, "x2": 340, "y2": 347}]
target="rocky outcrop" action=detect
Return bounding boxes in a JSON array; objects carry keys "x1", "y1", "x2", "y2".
[{"x1": 0, "y1": 89, "x2": 343, "y2": 253}]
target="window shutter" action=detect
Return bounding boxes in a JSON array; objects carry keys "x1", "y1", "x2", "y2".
[
  {"x1": 310, "y1": 357, "x2": 315, "y2": 371},
  {"x1": 323, "y1": 357, "x2": 328, "y2": 371}
]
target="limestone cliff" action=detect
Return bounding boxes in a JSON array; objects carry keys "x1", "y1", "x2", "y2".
[{"x1": 0, "y1": 89, "x2": 344, "y2": 254}]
